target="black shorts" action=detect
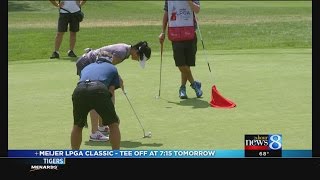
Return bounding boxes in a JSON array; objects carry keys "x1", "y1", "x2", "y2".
[
  {"x1": 72, "y1": 81, "x2": 119, "y2": 128},
  {"x1": 171, "y1": 36, "x2": 197, "y2": 66},
  {"x1": 58, "y1": 13, "x2": 80, "y2": 32}
]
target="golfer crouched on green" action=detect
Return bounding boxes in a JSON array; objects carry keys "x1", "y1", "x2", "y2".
[{"x1": 71, "y1": 58, "x2": 121, "y2": 150}]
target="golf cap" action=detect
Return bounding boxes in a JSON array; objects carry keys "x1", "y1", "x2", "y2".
[{"x1": 138, "y1": 42, "x2": 151, "y2": 68}]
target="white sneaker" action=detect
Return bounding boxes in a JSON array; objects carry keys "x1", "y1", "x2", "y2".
[
  {"x1": 90, "y1": 131, "x2": 109, "y2": 141},
  {"x1": 84, "y1": 48, "x2": 92, "y2": 53},
  {"x1": 98, "y1": 126, "x2": 110, "y2": 135}
]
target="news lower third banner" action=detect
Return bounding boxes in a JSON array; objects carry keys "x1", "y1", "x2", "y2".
[{"x1": 8, "y1": 150, "x2": 312, "y2": 158}]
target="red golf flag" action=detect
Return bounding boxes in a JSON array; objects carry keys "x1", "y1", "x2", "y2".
[{"x1": 210, "y1": 85, "x2": 236, "y2": 108}]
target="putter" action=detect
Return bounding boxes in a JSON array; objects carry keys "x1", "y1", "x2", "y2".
[
  {"x1": 156, "y1": 42, "x2": 164, "y2": 99},
  {"x1": 122, "y1": 90, "x2": 151, "y2": 138},
  {"x1": 195, "y1": 16, "x2": 214, "y2": 83}
]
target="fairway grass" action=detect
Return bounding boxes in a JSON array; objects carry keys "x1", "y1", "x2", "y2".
[{"x1": 8, "y1": 48, "x2": 311, "y2": 150}]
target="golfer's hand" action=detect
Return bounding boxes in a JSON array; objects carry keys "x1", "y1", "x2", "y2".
[
  {"x1": 159, "y1": 32, "x2": 165, "y2": 44},
  {"x1": 59, "y1": 1, "x2": 64, "y2": 7}
]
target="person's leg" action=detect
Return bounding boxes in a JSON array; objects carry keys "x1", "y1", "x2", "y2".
[
  {"x1": 51, "y1": 14, "x2": 68, "y2": 59},
  {"x1": 185, "y1": 38, "x2": 202, "y2": 97},
  {"x1": 54, "y1": 32, "x2": 64, "y2": 52},
  {"x1": 69, "y1": 31, "x2": 76, "y2": 52},
  {"x1": 178, "y1": 66, "x2": 195, "y2": 84},
  {"x1": 91, "y1": 109, "x2": 109, "y2": 133},
  {"x1": 89, "y1": 109, "x2": 108, "y2": 141},
  {"x1": 71, "y1": 85, "x2": 89, "y2": 149},
  {"x1": 181, "y1": 65, "x2": 202, "y2": 98},
  {"x1": 108, "y1": 122, "x2": 121, "y2": 150},
  {"x1": 93, "y1": 85, "x2": 120, "y2": 149},
  {"x1": 178, "y1": 66, "x2": 194, "y2": 99},
  {"x1": 71, "y1": 125, "x2": 82, "y2": 150},
  {"x1": 98, "y1": 91, "x2": 111, "y2": 134},
  {"x1": 98, "y1": 118, "x2": 103, "y2": 127},
  {"x1": 178, "y1": 66, "x2": 188, "y2": 86},
  {"x1": 68, "y1": 16, "x2": 79, "y2": 57},
  {"x1": 90, "y1": 110, "x2": 99, "y2": 134},
  {"x1": 173, "y1": 42, "x2": 189, "y2": 99}
]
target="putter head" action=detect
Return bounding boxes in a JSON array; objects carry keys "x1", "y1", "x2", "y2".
[{"x1": 143, "y1": 132, "x2": 152, "y2": 138}]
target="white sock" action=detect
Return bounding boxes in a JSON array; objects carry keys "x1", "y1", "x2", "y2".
[{"x1": 98, "y1": 126, "x2": 104, "y2": 131}]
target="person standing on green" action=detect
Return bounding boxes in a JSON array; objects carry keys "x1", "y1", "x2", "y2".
[
  {"x1": 159, "y1": 0, "x2": 203, "y2": 99},
  {"x1": 49, "y1": 0, "x2": 87, "y2": 59},
  {"x1": 76, "y1": 41, "x2": 151, "y2": 142},
  {"x1": 71, "y1": 58, "x2": 121, "y2": 150}
]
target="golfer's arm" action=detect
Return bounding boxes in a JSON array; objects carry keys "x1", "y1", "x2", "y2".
[
  {"x1": 49, "y1": 0, "x2": 59, "y2": 7},
  {"x1": 79, "y1": 0, "x2": 87, "y2": 7},
  {"x1": 118, "y1": 75, "x2": 124, "y2": 91},
  {"x1": 161, "y1": 11, "x2": 168, "y2": 34},
  {"x1": 188, "y1": 0, "x2": 200, "y2": 14},
  {"x1": 112, "y1": 56, "x2": 123, "y2": 65}
]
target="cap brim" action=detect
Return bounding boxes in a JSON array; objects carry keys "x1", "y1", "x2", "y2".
[{"x1": 139, "y1": 54, "x2": 148, "y2": 68}]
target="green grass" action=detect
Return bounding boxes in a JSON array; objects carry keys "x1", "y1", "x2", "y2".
[
  {"x1": 8, "y1": 1, "x2": 312, "y2": 151},
  {"x1": 8, "y1": 1, "x2": 311, "y2": 61},
  {"x1": 8, "y1": 48, "x2": 312, "y2": 150}
]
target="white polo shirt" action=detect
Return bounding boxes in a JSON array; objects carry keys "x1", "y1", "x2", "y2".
[{"x1": 59, "y1": 0, "x2": 80, "y2": 13}]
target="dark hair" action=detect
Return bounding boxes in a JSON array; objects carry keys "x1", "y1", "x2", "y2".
[{"x1": 133, "y1": 41, "x2": 151, "y2": 60}]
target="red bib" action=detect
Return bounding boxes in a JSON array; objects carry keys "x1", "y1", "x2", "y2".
[{"x1": 168, "y1": 1, "x2": 195, "y2": 41}]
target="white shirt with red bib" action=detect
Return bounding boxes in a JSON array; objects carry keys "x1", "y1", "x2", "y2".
[{"x1": 168, "y1": 1, "x2": 195, "y2": 41}]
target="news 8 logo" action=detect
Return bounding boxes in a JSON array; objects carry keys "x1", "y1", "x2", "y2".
[{"x1": 244, "y1": 134, "x2": 282, "y2": 157}]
